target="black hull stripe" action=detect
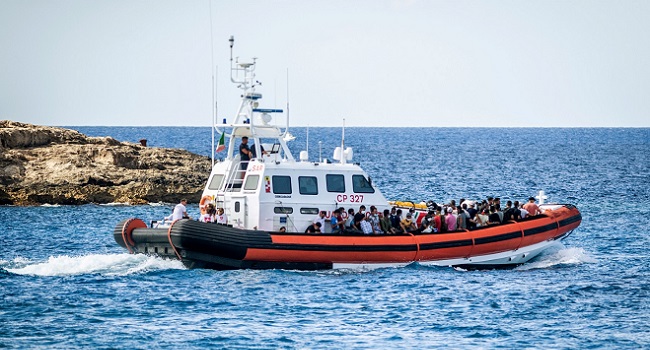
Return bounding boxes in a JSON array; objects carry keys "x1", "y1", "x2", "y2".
[
  {"x1": 559, "y1": 214, "x2": 582, "y2": 227},
  {"x1": 474, "y1": 231, "x2": 521, "y2": 245},
  {"x1": 523, "y1": 223, "x2": 558, "y2": 236},
  {"x1": 420, "y1": 239, "x2": 474, "y2": 250}
]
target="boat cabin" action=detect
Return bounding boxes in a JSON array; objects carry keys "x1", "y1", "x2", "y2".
[{"x1": 202, "y1": 37, "x2": 388, "y2": 232}]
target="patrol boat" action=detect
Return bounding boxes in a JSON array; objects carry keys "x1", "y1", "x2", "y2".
[{"x1": 114, "y1": 37, "x2": 582, "y2": 270}]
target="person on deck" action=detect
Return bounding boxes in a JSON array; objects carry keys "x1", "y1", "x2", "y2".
[
  {"x1": 488, "y1": 205, "x2": 501, "y2": 225},
  {"x1": 201, "y1": 204, "x2": 217, "y2": 223},
  {"x1": 345, "y1": 208, "x2": 356, "y2": 229},
  {"x1": 166, "y1": 199, "x2": 190, "y2": 221},
  {"x1": 305, "y1": 222, "x2": 322, "y2": 233},
  {"x1": 216, "y1": 208, "x2": 228, "y2": 225},
  {"x1": 380, "y1": 209, "x2": 397, "y2": 234},
  {"x1": 400, "y1": 212, "x2": 417, "y2": 233},
  {"x1": 522, "y1": 197, "x2": 541, "y2": 216},
  {"x1": 313, "y1": 211, "x2": 327, "y2": 232},
  {"x1": 239, "y1": 136, "x2": 252, "y2": 170},
  {"x1": 445, "y1": 207, "x2": 457, "y2": 231},
  {"x1": 331, "y1": 209, "x2": 345, "y2": 233},
  {"x1": 360, "y1": 217, "x2": 374, "y2": 234},
  {"x1": 353, "y1": 205, "x2": 367, "y2": 229},
  {"x1": 368, "y1": 206, "x2": 383, "y2": 234}
]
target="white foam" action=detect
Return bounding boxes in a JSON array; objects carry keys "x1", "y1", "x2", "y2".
[
  {"x1": 99, "y1": 202, "x2": 131, "y2": 206},
  {"x1": 516, "y1": 247, "x2": 596, "y2": 271},
  {"x1": 5, "y1": 253, "x2": 185, "y2": 276},
  {"x1": 40, "y1": 203, "x2": 61, "y2": 207}
]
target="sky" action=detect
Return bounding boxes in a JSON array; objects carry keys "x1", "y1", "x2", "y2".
[{"x1": 0, "y1": 0, "x2": 648, "y2": 127}]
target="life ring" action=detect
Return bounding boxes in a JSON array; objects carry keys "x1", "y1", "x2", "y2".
[{"x1": 199, "y1": 195, "x2": 213, "y2": 215}]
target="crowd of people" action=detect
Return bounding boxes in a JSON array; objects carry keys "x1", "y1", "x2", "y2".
[{"x1": 306, "y1": 196, "x2": 543, "y2": 235}]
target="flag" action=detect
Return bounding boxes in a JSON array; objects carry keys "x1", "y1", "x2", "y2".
[{"x1": 216, "y1": 132, "x2": 226, "y2": 152}]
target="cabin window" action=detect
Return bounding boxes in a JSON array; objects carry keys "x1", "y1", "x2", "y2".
[
  {"x1": 326, "y1": 174, "x2": 345, "y2": 193},
  {"x1": 299, "y1": 176, "x2": 318, "y2": 195},
  {"x1": 235, "y1": 201, "x2": 241, "y2": 212},
  {"x1": 300, "y1": 208, "x2": 319, "y2": 215},
  {"x1": 274, "y1": 207, "x2": 293, "y2": 214},
  {"x1": 352, "y1": 175, "x2": 375, "y2": 193},
  {"x1": 244, "y1": 175, "x2": 260, "y2": 191},
  {"x1": 272, "y1": 176, "x2": 292, "y2": 194},
  {"x1": 208, "y1": 174, "x2": 224, "y2": 190}
]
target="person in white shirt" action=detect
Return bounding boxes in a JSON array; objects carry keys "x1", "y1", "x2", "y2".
[
  {"x1": 166, "y1": 199, "x2": 190, "y2": 221},
  {"x1": 201, "y1": 204, "x2": 216, "y2": 223},
  {"x1": 216, "y1": 208, "x2": 228, "y2": 225},
  {"x1": 313, "y1": 211, "x2": 327, "y2": 232}
]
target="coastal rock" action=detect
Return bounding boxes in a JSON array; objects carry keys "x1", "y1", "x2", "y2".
[{"x1": 0, "y1": 120, "x2": 211, "y2": 205}]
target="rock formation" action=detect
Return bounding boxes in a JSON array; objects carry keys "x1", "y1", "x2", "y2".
[{"x1": 0, "y1": 120, "x2": 211, "y2": 205}]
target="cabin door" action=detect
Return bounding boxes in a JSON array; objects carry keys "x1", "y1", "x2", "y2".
[{"x1": 230, "y1": 196, "x2": 246, "y2": 228}]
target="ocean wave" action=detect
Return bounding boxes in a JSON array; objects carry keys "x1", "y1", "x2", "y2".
[
  {"x1": 4, "y1": 253, "x2": 185, "y2": 277},
  {"x1": 515, "y1": 247, "x2": 597, "y2": 271}
]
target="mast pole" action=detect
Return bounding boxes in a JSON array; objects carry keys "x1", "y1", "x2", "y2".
[
  {"x1": 286, "y1": 68, "x2": 290, "y2": 135},
  {"x1": 341, "y1": 118, "x2": 346, "y2": 164},
  {"x1": 209, "y1": 0, "x2": 216, "y2": 167}
]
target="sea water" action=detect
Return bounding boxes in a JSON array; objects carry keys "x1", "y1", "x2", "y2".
[{"x1": 1, "y1": 127, "x2": 649, "y2": 349}]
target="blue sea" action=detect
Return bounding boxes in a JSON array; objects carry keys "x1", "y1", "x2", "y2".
[{"x1": 1, "y1": 127, "x2": 649, "y2": 349}]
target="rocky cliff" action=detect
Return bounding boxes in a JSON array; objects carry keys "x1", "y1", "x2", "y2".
[{"x1": 0, "y1": 120, "x2": 211, "y2": 205}]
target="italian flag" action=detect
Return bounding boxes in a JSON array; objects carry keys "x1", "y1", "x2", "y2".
[{"x1": 216, "y1": 132, "x2": 226, "y2": 152}]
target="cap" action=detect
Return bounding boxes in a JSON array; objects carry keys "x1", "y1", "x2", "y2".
[{"x1": 447, "y1": 207, "x2": 453, "y2": 213}]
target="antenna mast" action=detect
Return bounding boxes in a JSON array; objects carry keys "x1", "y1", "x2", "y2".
[
  {"x1": 209, "y1": 0, "x2": 216, "y2": 167},
  {"x1": 340, "y1": 118, "x2": 346, "y2": 164}
]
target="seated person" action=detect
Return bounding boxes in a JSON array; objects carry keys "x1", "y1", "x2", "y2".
[
  {"x1": 420, "y1": 221, "x2": 434, "y2": 233},
  {"x1": 331, "y1": 208, "x2": 345, "y2": 233},
  {"x1": 360, "y1": 217, "x2": 374, "y2": 234},
  {"x1": 305, "y1": 222, "x2": 322, "y2": 233},
  {"x1": 380, "y1": 209, "x2": 397, "y2": 234},
  {"x1": 400, "y1": 213, "x2": 418, "y2": 233}
]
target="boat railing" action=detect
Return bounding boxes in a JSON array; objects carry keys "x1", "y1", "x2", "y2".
[{"x1": 223, "y1": 160, "x2": 248, "y2": 192}]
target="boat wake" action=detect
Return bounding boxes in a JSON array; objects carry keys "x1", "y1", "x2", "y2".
[
  {"x1": 515, "y1": 246, "x2": 596, "y2": 271},
  {"x1": 2, "y1": 253, "x2": 185, "y2": 277}
]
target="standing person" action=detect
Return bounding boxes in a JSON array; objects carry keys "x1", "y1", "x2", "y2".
[
  {"x1": 166, "y1": 199, "x2": 191, "y2": 221},
  {"x1": 345, "y1": 208, "x2": 356, "y2": 228},
  {"x1": 512, "y1": 201, "x2": 523, "y2": 220},
  {"x1": 433, "y1": 207, "x2": 443, "y2": 233},
  {"x1": 457, "y1": 205, "x2": 469, "y2": 230},
  {"x1": 488, "y1": 205, "x2": 501, "y2": 225},
  {"x1": 445, "y1": 207, "x2": 457, "y2": 231},
  {"x1": 239, "y1": 136, "x2": 252, "y2": 170},
  {"x1": 519, "y1": 202, "x2": 530, "y2": 219},
  {"x1": 352, "y1": 205, "x2": 366, "y2": 230},
  {"x1": 502, "y1": 201, "x2": 515, "y2": 222},
  {"x1": 216, "y1": 208, "x2": 228, "y2": 225},
  {"x1": 522, "y1": 197, "x2": 541, "y2": 216},
  {"x1": 313, "y1": 211, "x2": 327, "y2": 232},
  {"x1": 201, "y1": 204, "x2": 217, "y2": 223}
]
